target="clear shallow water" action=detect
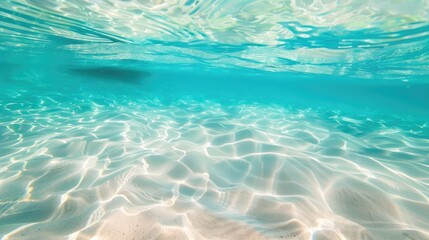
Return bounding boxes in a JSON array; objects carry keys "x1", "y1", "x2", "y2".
[{"x1": 1, "y1": 1, "x2": 429, "y2": 240}]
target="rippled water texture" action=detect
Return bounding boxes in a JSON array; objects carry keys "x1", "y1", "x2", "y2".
[
  {"x1": 2, "y1": 0, "x2": 429, "y2": 78},
  {"x1": 1, "y1": 0, "x2": 429, "y2": 240}
]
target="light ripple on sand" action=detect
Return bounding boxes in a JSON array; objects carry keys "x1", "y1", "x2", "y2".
[{"x1": 0, "y1": 94, "x2": 429, "y2": 239}]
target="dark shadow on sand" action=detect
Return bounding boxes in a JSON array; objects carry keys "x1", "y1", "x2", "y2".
[{"x1": 69, "y1": 66, "x2": 151, "y2": 84}]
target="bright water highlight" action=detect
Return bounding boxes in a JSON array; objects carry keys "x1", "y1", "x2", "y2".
[{"x1": 1, "y1": 0, "x2": 429, "y2": 239}]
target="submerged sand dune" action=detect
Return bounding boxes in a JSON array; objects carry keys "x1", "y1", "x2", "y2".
[{"x1": 1, "y1": 95, "x2": 428, "y2": 240}]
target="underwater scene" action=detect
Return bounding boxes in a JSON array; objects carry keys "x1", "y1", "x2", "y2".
[{"x1": 1, "y1": 0, "x2": 429, "y2": 239}]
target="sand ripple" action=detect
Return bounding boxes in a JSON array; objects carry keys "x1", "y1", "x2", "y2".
[{"x1": 0, "y1": 94, "x2": 429, "y2": 240}]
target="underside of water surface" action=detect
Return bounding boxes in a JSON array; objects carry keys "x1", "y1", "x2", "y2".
[{"x1": 1, "y1": 1, "x2": 429, "y2": 240}]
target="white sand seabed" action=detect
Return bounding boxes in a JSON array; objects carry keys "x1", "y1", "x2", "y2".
[{"x1": 1, "y1": 99, "x2": 429, "y2": 240}]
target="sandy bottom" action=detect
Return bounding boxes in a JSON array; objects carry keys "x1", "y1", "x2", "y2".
[{"x1": 1, "y1": 94, "x2": 429, "y2": 240}]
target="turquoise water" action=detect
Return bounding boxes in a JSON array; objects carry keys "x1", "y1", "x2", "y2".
[{"x1": 1, "y1": 1, "x2": 429, "y2": 239}]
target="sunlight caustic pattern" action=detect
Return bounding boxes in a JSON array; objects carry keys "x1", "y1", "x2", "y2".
[
  {"x1": 1, "y1": 0, "x2": 429, "y2": 239},
  {"x1": 1, "y1": 90, "x2": 429, "y2": 239}
]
